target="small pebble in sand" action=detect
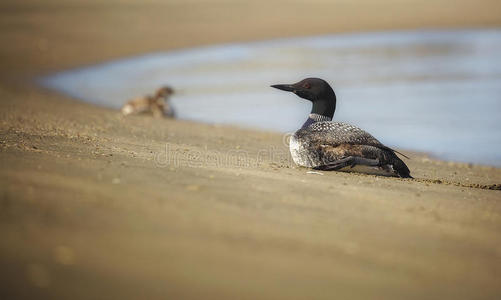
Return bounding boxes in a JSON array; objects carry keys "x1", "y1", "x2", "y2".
[
  {"x1": 112, "y1": 178, "x2": 121, "y2": 184},
  {"x1": 186, "y1": 185, "x2": 200, "y2": 191},
  {"x1": 53, "y1": 246, "x2": 76, "y2": 265},
  {"x1": 306, "y1": 171, "x2": 324, "y2": 175}
]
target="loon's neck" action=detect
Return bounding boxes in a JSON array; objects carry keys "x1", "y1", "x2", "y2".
[
  {"x1": 311, "y1": 89, "x2": 336, "y2": 116},
  {"x1": 301, "y1": 113, "x2": 332, "y2": 129},
  {"x1": 301, "y1": 93, "x2": 336, "y2": 128}
]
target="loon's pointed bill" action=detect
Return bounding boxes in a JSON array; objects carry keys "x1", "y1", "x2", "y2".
[
  {"x1": 270, "y1": 84, "x2": 295, "y2": 92},
  {"x1": 271, "y1": 77, "x2": 412, "y2": 178}
]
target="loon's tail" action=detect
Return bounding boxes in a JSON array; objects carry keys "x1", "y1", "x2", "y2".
[{"x1": 393, "y1": 156, "x2": 412, "y2": 178}]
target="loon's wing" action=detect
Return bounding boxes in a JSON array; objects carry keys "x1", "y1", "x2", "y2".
[{"x1": 302, "y1": 122, "x2": 409, "y2": 158}]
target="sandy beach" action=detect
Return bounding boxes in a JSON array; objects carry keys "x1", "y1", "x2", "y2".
[{"x1": 1, "y1": 0, "x2": 501, "y2": 299}]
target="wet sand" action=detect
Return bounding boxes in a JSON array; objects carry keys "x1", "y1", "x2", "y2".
[{"x1": 1, "y1": 1, "x2": 501, "y2": 299}]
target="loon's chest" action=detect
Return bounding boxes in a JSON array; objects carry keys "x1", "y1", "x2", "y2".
[{"x1": 289, "y1": 134, "x2": 318, "y2": 168}]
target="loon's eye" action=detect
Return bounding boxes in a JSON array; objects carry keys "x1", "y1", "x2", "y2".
[{"x1": 303, "y1": 83, "x2": 311, "y2": 89}]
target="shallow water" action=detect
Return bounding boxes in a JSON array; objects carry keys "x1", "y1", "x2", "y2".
[{"x1": 41, "y1": 29, "x2": 501, "y2": 166}]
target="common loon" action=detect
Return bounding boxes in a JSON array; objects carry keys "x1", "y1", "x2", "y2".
[
  {"x1": 271, "y1": 78, "x2": 412, "y2": 178},
  {"x1": 121, "y1": 86, "x2": 175, "y2": 118}
]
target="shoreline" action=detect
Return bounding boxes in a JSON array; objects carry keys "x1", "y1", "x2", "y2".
[
  {"x1": 2, "y1": 1, "x2": 501, "y2": 299},
  {"x1": 38, "y1": 27, "x2": 501, "y2": 169},
  {"x1": 30, "y1": 74, "x2": 501, "y2": 171}
]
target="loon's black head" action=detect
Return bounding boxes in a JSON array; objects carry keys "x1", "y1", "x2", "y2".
[{"x1": 271, "y1": 78, "x2": 337, "y2": 119}]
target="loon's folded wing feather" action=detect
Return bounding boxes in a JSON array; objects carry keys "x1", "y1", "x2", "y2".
[
  {"x1": 305, "y1": 122, "x2": 411, "y2": 159},
  {"x1": 313, "y1": 144, "x2": 382, "y2": 166}
]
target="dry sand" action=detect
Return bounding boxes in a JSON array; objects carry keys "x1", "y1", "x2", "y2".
[{"x1": 1, "y1": 1, "x2": 501, "y2": 299}]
